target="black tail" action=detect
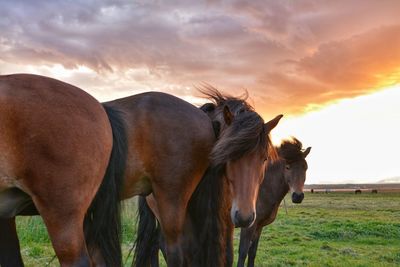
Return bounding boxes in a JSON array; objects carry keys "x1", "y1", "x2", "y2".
[
  {"x1": 133, "y1": 196, "x2": 160, "y2": 267},
  {"x1": 84, "y1": 105, "x2": 128, "y2": 267},
  {"x1": 187, "y1": 165, "x2": 228, "y2": 267}
]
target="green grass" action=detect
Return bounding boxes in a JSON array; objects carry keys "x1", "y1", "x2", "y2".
[{"x1": 16, "y1": 192, "x2": 400, "y2": 266}]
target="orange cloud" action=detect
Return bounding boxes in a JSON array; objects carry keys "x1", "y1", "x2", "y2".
[{"x1": 0, "y1": 0, "x2": 399, "y2": 119}]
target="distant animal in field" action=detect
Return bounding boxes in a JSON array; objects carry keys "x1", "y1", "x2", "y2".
[
  {"x1": 237, "y1": 138, "x2": 311, "y2": 267},
  {"x1": 372, "y1": 189, "x2": 378, "y2": 194},
  {"x1": 355, "y1": 189, "x2": 362, "y2": 194}
]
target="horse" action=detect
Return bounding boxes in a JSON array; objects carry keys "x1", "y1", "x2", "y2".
[
  {"x1": 105, "y1": 90, "x2": 224, "y2": 267},
  {"x1": 134, "y1": 88, "x2": 283, "y2": 267},
  {"x1": 1, "y1": 83, "x2": 281, "y2": 267},
  {"x1": 1, "y1": 87, "x2": 218, "y2": 266},
  {"x1": 237, "y1": 138, "x2": 311, "y2": 267},
  {"x1": 0, "y1": 74, "x2": 127, "y2": 266},
  {"x1": 0, "y1": 84, "x2": 243, "y2": 266}
]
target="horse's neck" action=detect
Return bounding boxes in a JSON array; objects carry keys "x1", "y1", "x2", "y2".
[{"x1": 258, "y1": 159, "x2": 289, "y2": 218}]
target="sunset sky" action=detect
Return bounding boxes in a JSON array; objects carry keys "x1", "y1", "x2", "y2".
[{"x1": 1, "y1": 0, "x2": 399, "y2": 184}]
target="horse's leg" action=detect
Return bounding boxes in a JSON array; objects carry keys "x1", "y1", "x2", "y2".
[
  {"x1": 246, "y1": 228, "x2": 262, "y2": 267},
  {"x1": 38, "y1": 207, "x2": 89, "y2": 267},
  {"x1": 0, "y1": 217, "x2": 24, "y2": 267},
  {"x1": 145, "y1": 194, "x2": 165, "y2": 267},
  {"x1": 155, "y1": 199, "x2": 186, "y2": 266},
  {"x1": 237, "y1": 226, "x2": 257, "y2": 267},
  {"x1": 225, "y1": 223, "x2": 234, "y2": 267},
  {"x1": 156, "y1": 231, "x2": 167, "y2": 266},
  {"x1": 29, "y1": 177, "x2": 96, "y2": 267}
]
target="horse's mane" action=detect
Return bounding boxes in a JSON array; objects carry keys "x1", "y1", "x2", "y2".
[
  {"x1": 198, "y1": 85, "x2": 253, "y2": 116},
  {"x1": 187, "y1": 87, "x2": 277, "y2": 266},
  {"x1": 210, "y1": 111, "x2": 269, "y2": 166},
  {"x1": 187, "y1": 165, "x2": 227, "y2": 266},
  {"x1": 278, "y1": 137, "x2": 304, "y2": 163},
  {"x1": 199, "y1": 86, "x2": 277, "y2": 165}
]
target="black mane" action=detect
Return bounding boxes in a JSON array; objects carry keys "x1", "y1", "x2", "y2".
[
  {"x1": 210, "y1": 111, "x2": 268, "y2": 166},
  {"x1": 198, "y1": 85, "x2": 253, "y2": 116},
  {"x1": 278, "y1": 137, "x2": 305, "y2": 163},
  {"x1": 199, "y1": 86, "x2": 276, "y2": 166}
]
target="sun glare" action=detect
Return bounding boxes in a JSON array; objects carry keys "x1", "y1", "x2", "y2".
[{"x1": 270, "y1": 85, "x2": 400, "y2": 184}]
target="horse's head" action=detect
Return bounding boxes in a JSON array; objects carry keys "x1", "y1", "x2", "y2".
[
  {"x1": 279, "y1": 138, "x2": 311, "y2": 204},
  {"x1": 201, "y1": 88, "x2": 282, "y2": 227},
  {"x1": 211, "y1": 113, "x2": 282, "y2": 227},
  {"x1": 223, "y1": 112, "x2": 282, "y2": 228}
]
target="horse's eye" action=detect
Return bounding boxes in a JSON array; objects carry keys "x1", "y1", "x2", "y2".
[{"x1": 285, "y1": 165, "x2": 290, "y2": 170}]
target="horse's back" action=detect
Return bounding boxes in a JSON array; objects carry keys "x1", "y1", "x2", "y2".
[
  {"x1": 106, "y1": 91, "x2": 216, "y2": 197},
  {"x1": 0, "y1": 74, "x2": 112, "y2": 201}
]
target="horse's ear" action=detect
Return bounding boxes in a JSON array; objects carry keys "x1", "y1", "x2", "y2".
[
  {"x1": 264, "y1": 114, "x2": 283, "y2": 133},
  {"x1": 223, "y1": 105, "x2": 234, "y2": 125},
  {"x1": 303, "y1": 147, "x2": 311, "y2": 158},
  {"x1": 200, "y1": 103, "x2": 215, "y2": 113}
]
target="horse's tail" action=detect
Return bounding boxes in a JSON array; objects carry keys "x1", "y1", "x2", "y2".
[
  {"x1": 132, "y1": 196, "x2": 160, "y2": 267},
  {"x1": 84, "y1": 105, "x2": 128, "y2": 267},
  {"x1": 188, "y1": 165, "x2": 227, "y2": 267}
]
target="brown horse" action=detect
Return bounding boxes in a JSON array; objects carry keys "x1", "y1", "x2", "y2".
[
  {"x1": 1, "y1": 84, "x2": 281, "y2": 267},
  {"x1": 105, "y1": 91, "x2": 218, "y2": 266},
  {"x1": 237, "y1": 138, "x2": 311, "y2": 267},
  {"x1": 0, "y1": 74, "x2": 127, "y2": 266},
  {"x1": 134, "y1": 89, "x2": 282, "y2": 267},
  {"x1": 1, "y1": 84, "x2": 219, "y2": 266}
]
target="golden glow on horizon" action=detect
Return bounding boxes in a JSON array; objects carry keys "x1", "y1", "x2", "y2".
[
  {"x1": 270, "y1": 84, "x2": 400, "y2": 184},
  {"x1": 2, "y1": 59, "x2": 399, "y2": 184}
]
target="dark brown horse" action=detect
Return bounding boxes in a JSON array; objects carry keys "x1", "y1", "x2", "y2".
[
  {"x1": 237, "y1": 138, "x2": 311, "y2": 267},
  {"x1": 106, "y1": 91, "x2": 218, "y2": 266},
  {"x1": 134, "y1": 89, "x2": 282, "y2": 267},
  {"x1": 1, "y1": 82, "x2": 219, "y2": 266},
  {"x1": 0, "y1": 74, "x2": 127, "y2": 266}
]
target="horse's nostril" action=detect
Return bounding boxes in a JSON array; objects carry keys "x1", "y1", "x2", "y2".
[
  {"x1": 234, "y1": 211, "x2": 255, "y2": 227},
  {"x1": 234, "y1": 210, "x2": 239, "y2": 220}
]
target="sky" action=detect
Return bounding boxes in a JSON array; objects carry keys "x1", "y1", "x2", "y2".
[{"x1": 1, "y1": 0, "x2": 399, "y2": 184}]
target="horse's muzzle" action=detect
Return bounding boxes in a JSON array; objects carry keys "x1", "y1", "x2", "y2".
[
  {"x1": 233, "y1": 210, "x2": 255, "y2": 228},
  {"x1": 292, "y1": 192, "x2": 304, "y2": 203}
]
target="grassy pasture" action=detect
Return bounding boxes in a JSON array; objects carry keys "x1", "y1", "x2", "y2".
[{"x1": 16, "y1": 192, "x2": 400, "y2": 266}]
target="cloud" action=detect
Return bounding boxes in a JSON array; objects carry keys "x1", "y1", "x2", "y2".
[
  {"x1": 260, "y1": 25, "x2": 400, "y2": 115},
  {"x1": 1, "y1": 0, "x2": 400, "y2": 118}
]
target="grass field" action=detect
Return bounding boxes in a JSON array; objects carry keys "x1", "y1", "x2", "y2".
[{"x1": 16, "y1": 192, "x2": 400, "y2": 266}]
